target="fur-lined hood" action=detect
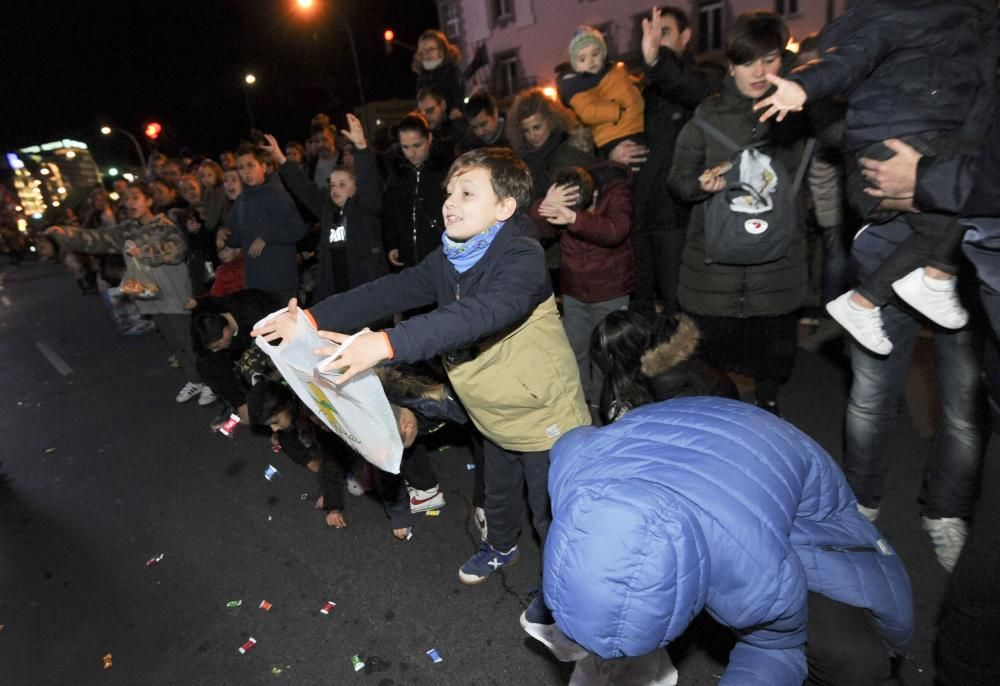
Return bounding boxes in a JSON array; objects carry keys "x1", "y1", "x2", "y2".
[
  {"x1": 375, "y1": 363, "x2": 469, "y2": 428},
  {"x1": 639, "y1": 314, "x2": 700, "y2": 378}
]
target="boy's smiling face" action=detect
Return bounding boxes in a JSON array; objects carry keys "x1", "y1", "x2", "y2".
[{"x1": 442, "y1": 167, "x2": 516, "y2": 241}]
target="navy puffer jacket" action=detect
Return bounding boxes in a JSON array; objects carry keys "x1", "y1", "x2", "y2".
[
  {"x1": 544, "y1": 397, "x2": 913, "y2": 685},
  {"x1": 791, "y1": 0, "x2": 997, "y2": 153}
]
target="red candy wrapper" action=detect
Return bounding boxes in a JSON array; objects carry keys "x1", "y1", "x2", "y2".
[
  {"x1": 238, "y1": 637, "x2": 257, "y2": 654},
  {"x1": 145, "y1": 554, "x2": 164, "y2": 567},
  {"x1": 259, "y1": 600, "x2": 272, "y2": 611},
  {"x1": 319, "y1": 601, "x2": 336, "y2": 615},
  {"x1": 219, "y1": 413, "x2": 240, "y2": 437}
]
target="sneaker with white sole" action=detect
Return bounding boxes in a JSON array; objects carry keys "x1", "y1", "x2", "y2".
[
  {"x1": 197, "y1": 384, "x2": 217, "y2": 406},
  {"x1": 520, "y1": 596, "x2": 589, "y2": 662},
  {"x1": 857, "y1": 503, "x2": 880, "y2": 522},
  {"x1": 826, "y1": 291, "x2": 893, "y2": 355},
  {"x1": 409, "y1": 485, "x2": 445, "y2": 513},
  {"x1": 175, "y1": 382, "x2": 204, "y2": 403},
  {"x1": 474, "y1": 506, "x2": 488, "y2": 541},
  {"x1": 458, "y1": 543, "x2": 519, "y2": 585},
  {"x1": 922, "y1": 516, "x2": 968, "y2": 572},
  {"x1": 892, "y1": 268, "x2": 968, "y2": 329}
]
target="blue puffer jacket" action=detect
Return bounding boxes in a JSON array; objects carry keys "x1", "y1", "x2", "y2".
[{"x1": 544, "y1": 397, "x2": 913, "y2": 685}]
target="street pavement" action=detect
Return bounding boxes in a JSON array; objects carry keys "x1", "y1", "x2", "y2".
[{"x1": 1, "y1": 259, "x2": 994, "y2": 685}]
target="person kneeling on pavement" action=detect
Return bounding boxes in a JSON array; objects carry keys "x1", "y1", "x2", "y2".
[
  {"x1": 249, "y1": 379, "x2": 418, "y2": 539},
  {"x1": 191, "y1": 288, "x2": 278, "y2": 428},
  {"x1": 528, "y1": 396, "x2": 913, "y2": 686}
]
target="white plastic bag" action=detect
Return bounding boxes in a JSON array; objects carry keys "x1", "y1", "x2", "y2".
[{"x1": 254, "y1": 310, "x2": 403, "y2": 474}]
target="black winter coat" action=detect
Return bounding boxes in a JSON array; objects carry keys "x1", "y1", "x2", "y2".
[
  {"x1": 278, "y1": 148, "x2": 388, "y2": 301},
  {"x1": 634, "y1": 48, "x2": 722, "y2": 235},
  {"x1": 791, "y1": 0, "x2": 998, "y2": 153},
  {"x1": 668, "y1": 76, "x2": 810, "y2": 318},
  {"x1": 381, "y1": 143, "x2": 453, "y2": 267}
]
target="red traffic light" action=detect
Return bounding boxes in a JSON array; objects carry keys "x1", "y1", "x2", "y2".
[
  {"x1": 384, "y1": 29, "x2": 394, "y2": 42},
  {"x1": 144, "y1": 122, "x2": 163, "y2": 140}
]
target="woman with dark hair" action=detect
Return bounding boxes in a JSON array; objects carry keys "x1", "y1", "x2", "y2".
[
  {"x1": 413, "y1": 29, "x2": 465, "y2": 120},
  {"x1": 591, "y1": 310, "x2": 737, "y2": 424},
  {"x1": 667, "y1": 11, "x2": 809, "y2": 416}
]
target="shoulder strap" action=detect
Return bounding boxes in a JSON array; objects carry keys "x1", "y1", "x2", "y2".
[
  {"x1": 692, "y1": 116, "x2": 743, "y2": 153},
  {"x1": 791, "y1": 138, "x2": 817, "y2": 194}
]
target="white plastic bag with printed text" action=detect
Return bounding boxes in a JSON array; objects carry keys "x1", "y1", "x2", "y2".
[{"x1": 254, "y1": 309, "x2": 403, "y2": 474}]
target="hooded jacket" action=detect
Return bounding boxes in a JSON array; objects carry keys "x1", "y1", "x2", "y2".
[
  {"x1": 559, "y1": 62, "x2": 645, "y2": 149},
  {"x1": 639, "y1": 314, "x2": 738, "y2": 401},
  {"x1": 544, "y1": 397, "x2": 914, "y2": 685}
]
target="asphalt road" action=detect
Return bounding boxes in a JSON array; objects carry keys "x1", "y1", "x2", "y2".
[{"x1": 1, "y1": 259, "x2": 992, "y2": 685}]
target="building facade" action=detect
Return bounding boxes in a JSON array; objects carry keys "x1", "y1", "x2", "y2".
[{"x1": 436, "y1": 0, "x2": 851, "y2": 99}]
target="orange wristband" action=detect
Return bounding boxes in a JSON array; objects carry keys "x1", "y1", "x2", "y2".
[
  {"x1": 303, "y1": 309, "x2": 317, "y2": 329},
  {"x1": 380, "y1": 331, "x2": 395, "y2": 360}
]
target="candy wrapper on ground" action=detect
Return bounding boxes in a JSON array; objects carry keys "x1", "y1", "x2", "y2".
[
  {"x1": 351, "y1": 655, "x2": 365, "y2": 671},
  {"x1": 264, "y1": 464, "x2": 280, "y2": 480},
  {"x1": 218, "y1": 413, "x2": 240, "y2": 437},
  {"x1": 319, "y1": 600, "x2": 336, "y2": 615},
  {"x1": 259, "y1": 600, "x2": 272, "y2": 611},
  {"x1": 254, "y1": 311, "x2": 403, "y2": 473},
  {"x1": 238, "y1": 637, "x2": 257, "y2": 654},
  {"x1": 426, "y1": 648, "x2": 443, "y2": 663},
  {"x1": 145, "y1": 553, "x2": 164, "y2": 567},
  {"x1": 103, "y1": 653, "x2": 113, "y2": 670}
]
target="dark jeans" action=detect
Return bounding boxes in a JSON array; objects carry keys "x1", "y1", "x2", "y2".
[
  {"x1": 805, "y1": 592, "x2": 892, "y2": 686},
  {"x1": 484, "y1": 440, "x2": 551, "y2": 552},
  {"x1": 373, "y1": 467, "x2": 413, "y2": 530},
  {"x1": 631, "y1": 230, "x2": 686, "y2": 316},
  {"x1": 401, "y1": 424, "x2": 485, "y2": 507},
  {"x1": 820, "y1": 224, "x2": 849, "y2": 305},
  {"x1": 844, "y1": 303, "x2": 989, "y2": 517}
]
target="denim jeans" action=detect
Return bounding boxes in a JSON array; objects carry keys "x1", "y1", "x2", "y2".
[{"x1": 844, "y1": 304, "x2": 989, "y2": 518}]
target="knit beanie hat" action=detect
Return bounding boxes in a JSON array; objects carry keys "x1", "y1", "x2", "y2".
[{"x1": 568, "y1": 26, "x2": 607, "y2": 64}]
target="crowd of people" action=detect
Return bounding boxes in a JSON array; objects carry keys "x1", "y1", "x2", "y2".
[{"x1": 21, "y1": 3, "x2": 1000, "y2": 684}]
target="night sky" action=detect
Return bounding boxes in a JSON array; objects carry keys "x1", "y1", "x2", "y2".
[{"x1": 2, "y1": 0, "x2": 439, "y2": 166}]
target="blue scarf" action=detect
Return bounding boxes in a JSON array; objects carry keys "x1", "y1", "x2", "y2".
[{"x1": 441, "y1": 221, "x2": 504, "y2": 273}]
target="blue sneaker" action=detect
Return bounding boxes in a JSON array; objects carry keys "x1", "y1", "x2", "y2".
[{"x1": 458, "y1": 543, "x2": 519, "y2": 585}]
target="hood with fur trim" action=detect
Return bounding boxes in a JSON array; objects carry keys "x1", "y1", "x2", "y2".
[
  {"x1": 375, "y1": 363, "x2": 470, "y2": 429},
  {"x1": 639, "y1": 314, "x2": 700, "y2": 378}
]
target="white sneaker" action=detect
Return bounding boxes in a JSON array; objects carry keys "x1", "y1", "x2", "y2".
[
  {"x1": 474, "y1": 506, "x2": 488, "y2": 541},
  {"x1": 520, "y1": 608, "x2": 589, "y2": 662},
  {"x1": 922, "y1": 516, "x2": 968, "y2": 572},
  {"x1": 175, "y1": 382, "x2": 203, "y2": 403},
  {"x1": 409, "y1": 485, "x2": 445, "y2": 513},
  {"x1": 826, "y1": 291, "x2": 893, "y2": 355},
  {"x1": 857, "y1": 503, "x2": 880, "y2": 522},
  {"x1": 346, "y1": 473, "x2": 365, "y2": 496},
  {"x1": 197, "y1": 384, "x2": 217, "y2": 406},
  {"x1": 892, "y1": 268, "x2": 968, "y2": 329}
]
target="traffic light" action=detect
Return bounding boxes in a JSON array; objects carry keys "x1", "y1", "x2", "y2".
[
  {"x1": 384, "y1": 29, "x2": 394, "y2": 54},
  {"x1": 144, "y1": 122, "x2": 162, "y2": 140}
]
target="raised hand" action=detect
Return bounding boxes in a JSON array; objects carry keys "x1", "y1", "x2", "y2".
[
  {"x1": 641, "y1": 6, "x2": 664, "y2": 66},
  {"x1": 543, "y1": 182, "x2": 581, "y2": 209},
  {"x1": 753, "y1": 74, "x2": 807, "y2": 123},
  {"x1": 538, "y1": 204, "x2": 577, "y2": 226},
  {"x1": 260, "y1": 133, "x2": 287, "y2": 166},
  {"x1": 339, "y1": 114, "x2": 368, "y2": 150},
  {"x1": 250, "y1": 298, "x2": 302, "y2": 343}
]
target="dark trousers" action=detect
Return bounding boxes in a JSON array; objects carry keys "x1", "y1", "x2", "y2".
[
  {"x1": 373, "y1": 467, "x2": 413, "y2": 530},
  {"x1": 858, "y1": 212, "x2": 966, "y2": 305},
  {"x1": 152, "y1": 313, "x2": 200, "y2": 383},
  {"x1": 935, "y1": 414, "x2": 1000, "y2": 685},
  {"x1": 401, "y1": 424, "x2": 485, "y2": 507},
  {"x1": 484, "y1": 440, "x2": 551, "y2": 552},
  {"x1": 805, "y1": 592, "x2": 892, "y2": 686},
  {"x1": 196, "y1": 350, "x2": 246, "y2": 408},
  {"x1": 632, "y1": 230, "x2": 686, "y2": 316}
]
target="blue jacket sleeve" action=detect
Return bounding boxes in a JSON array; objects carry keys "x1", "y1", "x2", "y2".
[
  {"x1": 308, "y1": 254, "x2": 439, "y2": 331},
  {"x1": 385, "y1": 236, "x2": 549, "y2": 362},
  {"x1": 789, "y1": 6, "x2": 895, "y2": 101}
]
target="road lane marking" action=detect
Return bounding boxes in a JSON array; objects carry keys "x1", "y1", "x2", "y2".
[{"x1": 36, "y1": 341, "x2": 73, "y2": 376}]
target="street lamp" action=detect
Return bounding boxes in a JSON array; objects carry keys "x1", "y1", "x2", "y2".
[
  {"x1": 242, "y1": 73, "x2": 258, "y2": 130},
  {"x1": 99, "y1": 125, "x2": 147, "y2": 171}
]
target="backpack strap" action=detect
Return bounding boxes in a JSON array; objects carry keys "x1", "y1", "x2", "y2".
[
  {"x1": 692, "y1": 116, "x2": 743, "y2": 153},
  {"x1": 791, "y1": 137, "x2": 817, "y2": 194}
]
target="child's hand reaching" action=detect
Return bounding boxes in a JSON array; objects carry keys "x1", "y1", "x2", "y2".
[
  {"x1": 753, "y1": 74, "x2": 807, "y2": 122},
  {"x1": 260, "y1": 134, "x2": 287, "y2": 166},
  {"x1": 251, "y1": 298, "x2": 303, "y2": 343},
  {"x1": 315, "y1": 328, "x2": 392, "y2": 385}
]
